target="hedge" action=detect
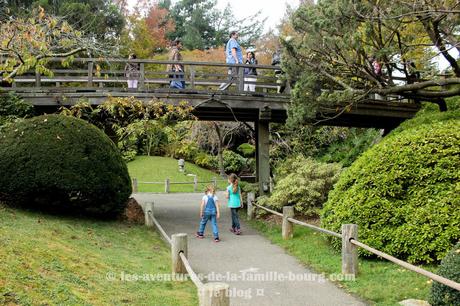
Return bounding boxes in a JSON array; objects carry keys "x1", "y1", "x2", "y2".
[{"x1": 321, "y1": 111, "x2": 460, "y2": 263}]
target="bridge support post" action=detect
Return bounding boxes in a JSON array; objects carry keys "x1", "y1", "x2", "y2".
[
  {"x1": 256, "y1": 120, "x2": 270, "y2": 195},
  {"x1": 342, "y1": 224, "x2": 358, "y2": 277},
  {"x1": 171, "y1": 233, "x2": 188, "y2": 275},
  {"x1": 199, "y1": 282, "x2": 230, "y2": 306}
]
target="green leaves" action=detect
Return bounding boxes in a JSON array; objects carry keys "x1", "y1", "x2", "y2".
[{"x1": 321, "y1": 107, "x2": 460, "y2": 263}]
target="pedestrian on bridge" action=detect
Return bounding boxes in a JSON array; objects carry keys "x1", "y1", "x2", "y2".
[
  {"x1": 226, "y1": 173, "x2": 244, "y2": 235},
  {"x1": 124, "y1": 53, "x2": 140, "y2": 90},
  {"x1": 244, "y1": 50, "x2": 258, "y2": 92},
  {"x1": 196, "y1": 185, "x2": 220, "y2": 242},
  {"x1": 219, "y1": 31, "x2": 243, "y2": 91},
  {"x1": 168, "y1": 38, "x2": 185, "y2": 89}
]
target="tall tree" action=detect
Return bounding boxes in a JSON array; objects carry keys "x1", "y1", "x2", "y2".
[
  {"x1": 283, "y1": 0, "x2": 460, "y2": 126},
  {"x1": 3, "y1": 0, "x2": 125, "y2": 41},
  {"x1": 167, "y1": 0, "x2": 217, "y2": 50},
  {"x1": 166, "y1": 0, "x2": 265, "y2": 50}
]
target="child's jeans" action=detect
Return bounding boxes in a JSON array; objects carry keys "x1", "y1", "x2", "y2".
[
  {"x1": 231, "y1": 208, "x2": 240, "y2": 229},
  {"x1": 198, "y1": 213, "x2": 219, "y2": 238}
]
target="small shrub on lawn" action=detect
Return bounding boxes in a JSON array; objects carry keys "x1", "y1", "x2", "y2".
[
  {"x1": 237, "y1": 143, "x2": 255, "y2": 157},
  {"x1": 261, "y1": 156, "x2": 341, "y2": 217},
  {"x1": 429, "y1": 242, "x2": 460, "y2": 306}
]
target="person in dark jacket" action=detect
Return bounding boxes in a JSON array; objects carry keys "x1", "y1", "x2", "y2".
[{"x1": 244, "y1": 51, "x2": 258, "y2": 92}]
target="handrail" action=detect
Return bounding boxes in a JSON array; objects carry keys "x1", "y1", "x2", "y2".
[
  {"x1": 287, "y1": 217, "x2": 341, "y2": 239},
  {"x1": 179, "y1": 252, "x2": 204, "y2": 289},
  {"x1": 253, "y1": 203, "x2": 283, "y2": 217},
  {"x1": 148, "y1": 211, "x2": 172, "y2": 244},
  {"x1": 146, "y1": 210, "x2": 205, "y2": 291},
  {"x1": 138, "y1": 180, "x2": 227, "y2": 185},
  {"x1": 41, "y1": 57, "x2": 282, "y2": 70},
  {"x1": 350, "y1": 238, "x2": 460, "y2": 291},
  {"x1": 253, "y1": 202, "x2": 460, "y2": 292}
]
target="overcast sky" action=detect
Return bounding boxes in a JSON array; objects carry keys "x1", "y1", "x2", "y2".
[{"x1": 216, "y1": 0, "x2": 300, "y2": 33}]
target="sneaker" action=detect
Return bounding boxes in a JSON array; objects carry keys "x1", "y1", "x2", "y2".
[
  {"x1": 214, "y1": 237, "x2": 220, "y2": 242},
  {"x1": 196, "y1": 232, "x2": 204, "y2": 239},
  {"x1": 235, "y1": 229, "x2": 242, "y2": 235},
  {"x1": 229, "y1": 228, "x2": 235, "y2": 233}
]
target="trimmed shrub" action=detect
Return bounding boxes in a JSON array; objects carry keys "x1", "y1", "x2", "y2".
[
  {"x1": 430, "y1": 242, "x2": 460, "y2": 306},
  {"x1": 237, "y1": 143, "x2": 256, "y2": 157},
  {"x1": 194, "y1": 152, "x2": 216, "y2": 169},
  {"x1": 222, "y1": 150, "x2": 246, "y2": 173},
  {"x1": 0, "y1": 115, "x2": 132, "y2": 217},
  {"x1": 322, "y1": 113, "x2": 460, "y2": 263},
  {"x1": 260, "y1": 156, "x2": 342, "y2": 217}
]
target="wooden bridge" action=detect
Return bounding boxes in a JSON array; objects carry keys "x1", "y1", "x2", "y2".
[{"x1": 0, "y1": 58, "x2": 421, "y2": 194}]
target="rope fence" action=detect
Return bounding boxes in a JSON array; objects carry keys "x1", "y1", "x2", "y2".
[
  {"x1": 253, "y1": 203, "x2": 283, "y2": 217},
  {"x1": 147, "y1": 210, "x2": 172, "y2": 245},
  {"x1": 179, "y1": 252, "x2": 204, "y2": 289},
  {"x1": 247, "y1": 192, "x2": 460, "y2": 293},
  {"x1": 144, "y1": 202, "x2": 230, "y2": 306},
  {"x1": 132, "y1": 177, "x2": 227, "y2": 193}
]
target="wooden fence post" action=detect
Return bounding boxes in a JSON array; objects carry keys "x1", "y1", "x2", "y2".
[
  {"x1": 282, "y1": 206, "x2": 294, "y2": 240},
  {"x1": 88, "y1": 61, "x2": 93, "y2": 87},
  {"x1": 139, "y1": 62, "x2": 145, "y2": 90},
  {"x1": 247, "y1": 192, "x2": 255, "y2": 221},
  {"x1": 132, "y1": 178, "x2": 138, "y2": 193},
  {"x1": 144, "y1": 202, "x2": 154, "y2": 227},
  {"x1": 199, "y1": 282, "x2": 230, "y2": 306},
  {"x1": 171, "y1": 233, "x2": 187, "y2": 275},
  {"x1": 194, "y1": 176, "x2": 198, "y2": 192},
  {"x1": 165, "y1": 178, "x2": 170, "y2": 193},
  {"x1": 35, "y1": 71, "x2": 41, "y2": 87},
  {"x1": 342, "y1": 224, "x2": 358, "y2": 277},
  {"x1": 190, "y1": 66, "x2": 196, "y2": 89},
  {"x1": 238, "y1": 66, "x2": 244, "y2": 92}
]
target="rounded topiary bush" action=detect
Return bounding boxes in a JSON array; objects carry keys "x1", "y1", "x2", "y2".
[
  {"x1": 321, "y1": 114, "x2": 460, "y2": 263},
  {"x1": 0, "y1": 115, "x2": 132, "y2": 217},
  {"x1": 430, "y1": 242, "x2": 460, "y2": 306}
]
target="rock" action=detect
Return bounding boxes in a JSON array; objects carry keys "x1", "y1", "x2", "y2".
[
  {"x1": 398, "y1": 299, "x2": 431, "y2": 306},
  {"x1": 120, "y1": 198, "x2": 144, "y2": 224}
]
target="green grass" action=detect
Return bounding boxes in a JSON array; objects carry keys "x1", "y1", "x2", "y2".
[
  {"x1": 249, "y1": 217, "x2": 435, "y2": 306},
  {"x1": 0, "y1": 204, "x2": 198, "y2": 305},
  {"x1": 128, "y1": 156, "x2": 228, "y2": 193}
]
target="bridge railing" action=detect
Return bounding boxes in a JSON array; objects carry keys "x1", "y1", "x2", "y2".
[
  {"x1": 246, "y1": 192, "x2": 460, "y2": 292},
  {"x1": 5, "y1": 57, "x2": 283, "y2": 94}
]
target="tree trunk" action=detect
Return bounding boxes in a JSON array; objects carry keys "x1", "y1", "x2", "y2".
[{"x1": 213, "y1": 122, "x2": 226, "y2": 178}]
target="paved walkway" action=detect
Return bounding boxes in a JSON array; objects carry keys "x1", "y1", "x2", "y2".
[{"x1": 134, "y1": 192, "x2": 367, "y2": 306}]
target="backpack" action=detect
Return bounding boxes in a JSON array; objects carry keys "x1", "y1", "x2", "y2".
[{"x1": 204, "y1": 195, "x2": 216, "y2": 213}]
